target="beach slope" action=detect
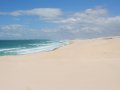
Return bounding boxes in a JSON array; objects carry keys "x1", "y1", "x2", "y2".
[{"x1": 0, "y1": 36, "x2": 120, "y2": 90}]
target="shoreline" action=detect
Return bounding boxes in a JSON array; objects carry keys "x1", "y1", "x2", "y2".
[
  {"x1": 0, "y1": 40, "x2": 72, "y2": 57},
  {"x1": 0, "y1": 36, "x2": 120, "y2": 90},
  {"x1": 0, "y1": 36, "x2": 120, "y2": 58},
  {"x1": 1, "y1": 35, "x2": 120, "y2": 57}
]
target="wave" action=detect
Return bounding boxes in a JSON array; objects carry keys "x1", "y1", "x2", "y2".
[{"x1": 0, "y1": 40, "x2": 71, "y2": 56}]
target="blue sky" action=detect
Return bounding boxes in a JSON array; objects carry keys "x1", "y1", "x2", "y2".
[
  {"x1": 0, "y1": 0, "x2": 120, "y2": 40},
  {"x1": 0, "y1": 0, "x2": 120, "y2": 15}
]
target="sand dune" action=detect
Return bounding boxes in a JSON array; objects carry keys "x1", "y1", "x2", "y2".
[{"x1": 0, "y1": 36, "x2": 120, "y2": 90}]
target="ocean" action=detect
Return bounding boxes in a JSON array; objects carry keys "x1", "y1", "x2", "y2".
[{"x1": 0, "y1": 40, "x2": 70, "y2": 56}]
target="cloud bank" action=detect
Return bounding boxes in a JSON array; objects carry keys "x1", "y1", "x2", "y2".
[
  {"x1": 0, "y1": 8, "x2": 62, "y2": 20},
  {"x1": 0, "y1": 7, "x2": 120, "y2": 39},
  {"x1": 53, "y1": 7, "x2": 120, "y2": 34}
]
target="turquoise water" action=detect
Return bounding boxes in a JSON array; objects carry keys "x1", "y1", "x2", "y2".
[{"x1": 0, "y1": 40, "x2": 69, "y2": 56}]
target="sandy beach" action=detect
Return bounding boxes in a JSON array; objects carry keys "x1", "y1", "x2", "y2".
[{"x1": 0, "y1": 36, "x2": 120, "y2": 90}]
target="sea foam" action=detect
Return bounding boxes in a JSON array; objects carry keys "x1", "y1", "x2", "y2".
[{"x1": 0, "y1": 40, "x2": 70, "y2": 56}]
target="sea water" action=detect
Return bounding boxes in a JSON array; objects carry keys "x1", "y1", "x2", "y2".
[{"x1": 0, "y1": 39, "x2": 70, "y2": 56}]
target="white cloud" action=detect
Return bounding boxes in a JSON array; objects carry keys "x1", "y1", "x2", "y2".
[
  {"x1": 41, "y1": 28, "x2": 59, "y2": 33},
  {"x1": 52, "y1": 7, "x2": 120, "y2": 35},
  {"x1": 0, "y1": 7, "x2": 120, "y2": 39},
  {"x1": 0, "y1": 8, "x2": 62, "y2": 20},
  {"x1": 1, "y1": 24, "x2": 23, "y2": 30}
]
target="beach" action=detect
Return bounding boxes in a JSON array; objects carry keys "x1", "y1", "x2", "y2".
[{"x1": 0, "y1": 36, "x2": 120, "y2": 90}]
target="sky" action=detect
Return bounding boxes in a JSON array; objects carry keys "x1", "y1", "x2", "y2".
[{"x1": 0, "y1": 0, "x2": 120, "y2": 40}]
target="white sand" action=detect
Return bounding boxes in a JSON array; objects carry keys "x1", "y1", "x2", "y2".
[{"x1": 0, "y1": 36, "x2": 120, "y2": 90}]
